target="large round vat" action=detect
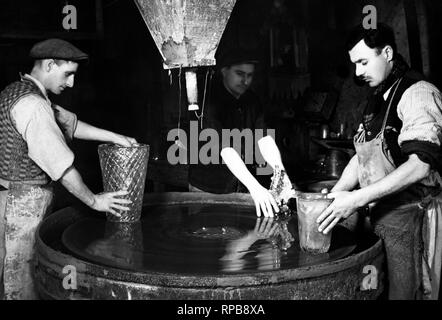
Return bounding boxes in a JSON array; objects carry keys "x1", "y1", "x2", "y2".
[{"x1": 35, "y1": 192, "x2": 385, "y2": 300}]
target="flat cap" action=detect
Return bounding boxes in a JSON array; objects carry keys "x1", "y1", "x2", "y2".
[
  {"x1": 29, "y1": 38, "x2": 89, "y2": 61},
  {"x1": 215, "y1": 47, "x2": 259, "y2": 69}
]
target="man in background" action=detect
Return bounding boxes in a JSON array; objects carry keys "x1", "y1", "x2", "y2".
[{"x1": 188, "y1": 48, "x2": 267, "y2": 194}]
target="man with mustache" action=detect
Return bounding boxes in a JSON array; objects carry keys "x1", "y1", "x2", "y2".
[
  {"x1": 0, "y1": 39, "x2": 136, "y2": 299},
  {"x1": 317, "y1": 24, "x2": 442, "y2": 299}
]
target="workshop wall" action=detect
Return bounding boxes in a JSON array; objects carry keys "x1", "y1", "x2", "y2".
[{"x1": 1, "y1": 0, "x2": 441, "y2": 208}]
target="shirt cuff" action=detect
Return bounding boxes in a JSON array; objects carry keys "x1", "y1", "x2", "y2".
[
  {"x1": 53, "y1": 104, "x2": 78, "y2": 141},
  {"x1": 401, "y1": 140, "x2": 442, "y2": 173}
]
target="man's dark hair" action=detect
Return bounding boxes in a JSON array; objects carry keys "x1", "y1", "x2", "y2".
[
  {"x1": 30, "y1": 59, "x2": 77, "y2": 74},
  {"x1": 215, "y1": 47, "x2": 259, "y2": 70},
  {"x1": 346, "y1": 23, "x2": 397, "y2": 57},
  {"x1": 34, "y1": 59, "x2": 72, "y2": 67}
]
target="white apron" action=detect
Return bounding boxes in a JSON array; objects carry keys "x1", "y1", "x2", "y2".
[{"x1": 0, "y1": 182, "x2": 53, "y2": 300}]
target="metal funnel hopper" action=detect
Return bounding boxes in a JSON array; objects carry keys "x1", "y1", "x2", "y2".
[{"x1": 134, "y1": 0, "x2": 237, "y2": 69}]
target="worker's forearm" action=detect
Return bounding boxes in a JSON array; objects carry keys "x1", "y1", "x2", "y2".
[
  {"x1": 257, "y1": 136, "x2": 285, "y2": 170},
  {"x1": 354, "y1": 154, "x2": 430, "y2": 207},
  {"x1": 73, "y1": 120, "x2": 115, "y2": 142},
  {"x1": 59, "y1": 165, "x2": 95, "y2": 207},
  {"x1": 221, "y1": 148, "x2": 262, "y2": 190},
  {"x1": 331, "y1": 155, "x2": 360, "y2": 192}
]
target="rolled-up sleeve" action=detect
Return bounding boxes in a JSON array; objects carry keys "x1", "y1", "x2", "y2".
[
  {"x1": 11, "y1": 95, "x2": 75, "y2": 181},
  {"x1": 52, "y1": 104, "x2": 78, "y2": 141},
  {"x1": 398, "y1": 81, "x2": 442, "y2": 146},
  {"x1": 397, "y1": 81, "x2": 442, "y2": 173}
]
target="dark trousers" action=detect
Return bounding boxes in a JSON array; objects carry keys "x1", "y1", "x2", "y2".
[{"x1": 371, "y1": 201, "x2": 425, "y2": 300}]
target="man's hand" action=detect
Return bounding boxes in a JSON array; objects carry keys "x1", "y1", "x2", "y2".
[
  {"x1": 111, "y1": 133, "x2": 137, "y2": 147},
  {"x1": 249, "y1": 184, "x2": 280, "y2": 217},
  {"x1": 220, "y1": 147, "x2": 280, "y2": 217},
  {"x1": 316, "y1": 154, "x2": 432, "y2": 235},
  {"x1": 316, "y1": 191, "x2": 362, "y2": 234},
  {"x1": 91, "y1": 190, "x2": 132, "y2": 217},
  {"x1": 221, "y1": 217, "x2": 279, "y2": 263},
  {"x1": 251, "y1": 217, "x2": 280, "y2": 239}
]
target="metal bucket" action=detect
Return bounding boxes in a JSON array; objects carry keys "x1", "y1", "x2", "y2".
[
  {"x1": 296, "y1": 192, "x2": 332, "y2": 254},
  {"x1": 98, "y1": 143, "x2": 149, "y2": 222},
  {"x1": 324, "y1": 149, "x2": 349, "y2": 178}
]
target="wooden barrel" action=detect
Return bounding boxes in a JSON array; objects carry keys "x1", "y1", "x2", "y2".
[{"x1": 35, "y1": 192, "x2": 385, "y2": 300}]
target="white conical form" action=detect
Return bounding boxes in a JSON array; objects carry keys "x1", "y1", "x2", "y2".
[
  {"x1": 258, "y1": 136, "x2": 284, "y2": 169},
  {"x1": 134, "y1": 0, "x2": 237, "y2": 69}
]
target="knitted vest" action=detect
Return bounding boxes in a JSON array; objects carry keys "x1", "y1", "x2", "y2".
[{"x1": 0, "y1": 79, "x2": 50, "y2": 184}]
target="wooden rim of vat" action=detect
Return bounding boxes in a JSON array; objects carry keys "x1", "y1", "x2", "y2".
[{"x1": 35, "y1": 192, "x2": 384, "y2": 288}]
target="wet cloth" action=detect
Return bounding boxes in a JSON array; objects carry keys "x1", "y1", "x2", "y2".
[
  {"x1": 0, "y1": 183, "x2": 53, "y2": 300},
  {"x1": 0, "y1": 189, "x2": 6, "y2": 299},
  {"x1": 422, "y1": 193, "x2": 442, "y2": 299}
]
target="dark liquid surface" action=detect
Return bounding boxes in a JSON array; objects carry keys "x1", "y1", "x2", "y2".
[{"x1": 62, "y1": 204, "x2": 357, "y2": 275}]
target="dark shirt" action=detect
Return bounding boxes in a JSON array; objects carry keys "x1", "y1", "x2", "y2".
[{"x1": 188, "y1": 78, "x2": 265, "y2": 193}]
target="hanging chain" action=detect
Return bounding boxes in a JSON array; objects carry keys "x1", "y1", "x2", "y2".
[
  {"x1": 194, "y1": 68, "x2": 212, "y2": 130},
  {"x1": 177, "y1": 65, "x2": 183, "y2": 141}
]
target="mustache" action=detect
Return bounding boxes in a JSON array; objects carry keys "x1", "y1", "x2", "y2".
[
  {"x1": 355, "y1": 75, "x2": 366, "y2": 81},
  {"x1": 354, "y1": 74, "x2": 367, "y2": 86}
]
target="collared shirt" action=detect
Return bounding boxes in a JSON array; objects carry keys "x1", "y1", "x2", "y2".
[
  {"x1": 394, "y1": 81, "x2": 442, "y2": 148},
  {"x1": 365, "y1": 79, "x2": 442, "y2": 188},
  {"x1": 9, "y1": 74, "x2": 77, "y2": 181},
  {"x1": 396, "y1": 81, "x2": 442, "y2": 186}
]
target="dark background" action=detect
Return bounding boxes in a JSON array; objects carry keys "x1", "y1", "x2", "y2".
[{"x1": 1, "y1": 0, "x2": 441, "y2": 209}]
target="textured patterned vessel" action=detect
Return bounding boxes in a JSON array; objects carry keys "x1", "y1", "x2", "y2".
[{"x1": 98, "y1": 144, "x2": 149, "y2": 222}]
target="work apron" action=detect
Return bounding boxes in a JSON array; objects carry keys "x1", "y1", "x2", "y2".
[
  {"x1": 0, "y1": 182, "x2": 53, "y2": 300},
  {"x1": 353, "y1": 78, "x2": 442, "y2": 299}
]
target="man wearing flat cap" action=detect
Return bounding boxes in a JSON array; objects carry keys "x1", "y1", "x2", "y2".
[
  {"x1": 0, "y1": 39, "x2": 136, "y2": 299},
  {"x1": 188, "y1": 47, "x2": 268, "y2": 195}
]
